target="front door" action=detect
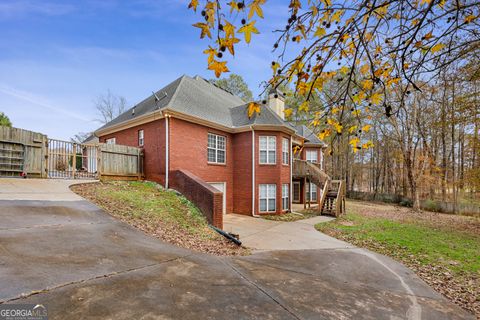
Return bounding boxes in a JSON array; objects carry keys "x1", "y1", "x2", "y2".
[
  {"x1": 293, "y1": 181, "x2": 300, "y2": 203},
  {"x1": 208, "y1": 182, "x2": 226, "y2": 215}
]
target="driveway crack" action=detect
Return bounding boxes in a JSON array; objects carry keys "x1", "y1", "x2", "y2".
[
  {"x1": 0, "y1": 254, "x2": 192, "y2": 304},
  {"x1": 220, "y1": 258, "x2": 305, "y2": 320}
]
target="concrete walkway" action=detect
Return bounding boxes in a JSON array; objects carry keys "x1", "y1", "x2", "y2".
[
  {"x1": 0, "y1": 178, "x2": 473, "y2": 319},
  {"x1": 0, "y1": 178, "x2": 96, "y2": 201},
  {"x1": 224, "y1": 214, "x2": 350, "y2": 251}
]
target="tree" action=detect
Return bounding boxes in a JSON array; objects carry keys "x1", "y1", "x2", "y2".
[
  {"x1": 190, "y1": 0, "x2": 480, "y2": 150},
  {"x1": 94, "y1": 90, "x2": 127, "y2": 124},
  {"x1": 70, "y1": 132, "x2": 92, "y2": 144},
  {"x1": 0, "y1": 112, "x2": 12, "y2": 127},
  {"x1": 209, "y1": 74, "x2": 254, "y2": 101}
]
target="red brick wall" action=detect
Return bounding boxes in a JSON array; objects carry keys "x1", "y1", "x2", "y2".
[
  {"x1": 232, "y1": 131, "x2": 253, "y2": 214},
  {"x1": 168, "y1": 118, "x2": 234, "y2": 212},
  {"x1": 170, "y1": 170, "x2": 223, "y2": 229},
  {"x1": 254, "y1": 131, "x2": 292, "y2": 215},
  {"x1": 99, "y1": 119, "x2": 166, "y2": 185}
]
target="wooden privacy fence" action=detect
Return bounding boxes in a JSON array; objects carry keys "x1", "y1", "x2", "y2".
[
  {"x1": 0, "y1": 127, "x2": 47, "y2": 178},
  {"x1": 99, "y1": 143, "x2": 144, "y2": 181},
  {"x1": 0, "y1": 126, "x2": 143, "y2": 180}
]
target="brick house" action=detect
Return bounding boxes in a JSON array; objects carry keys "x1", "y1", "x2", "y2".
[{"x1": 95, "y1": 75, "x2": 330, "y2": 228}]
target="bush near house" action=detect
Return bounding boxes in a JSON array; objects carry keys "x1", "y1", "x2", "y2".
[
  {"x1": 316, "y1": 200, "x2": 480, "y2": 317},
  {"x1": 71, "y1": 181, "x2": 248, "y2": 256}
]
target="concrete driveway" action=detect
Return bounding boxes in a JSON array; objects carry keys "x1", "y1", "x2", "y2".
[{"x1": 0, "y1": 179, "x2": 474, "y2": 319}]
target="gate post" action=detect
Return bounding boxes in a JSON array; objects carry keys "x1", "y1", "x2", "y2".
[{"x1": 72, "y1": 143, "x2": 77, "y2": 179}]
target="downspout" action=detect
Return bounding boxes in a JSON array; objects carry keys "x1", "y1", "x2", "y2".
[
  {"x1": 290, "y1": 136, "x2": 293, "y2": 212},
  {"x1": 165, "y1": 114, "x2": 169, "y2": 189},
  {"x1": 251, "y1": 126, "x2": 259, "y2": 217}
]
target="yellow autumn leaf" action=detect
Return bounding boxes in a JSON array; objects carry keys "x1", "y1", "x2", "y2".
[
  {"x1": 220, "y1": 36, "x2": 240, "y2": 55},
  {"x1": 223, "y1": 21, "x2": 236, "y2": 39},
  {"x1": 208, "y1": 60, "x2": 229, "y2": 78},
  {"x1": 362, "y1": 140, "x2": 374, "y2": 149},
  {"x1": 314, "y1": 26, "x2": 326, "y2": 37},
  {"x1": 352, "y1": 109, "x2": 361, "y2": 116},
  {"x1": 360, "y1": 64, "x2": 370, "y2": 75},
  {"x1": 370, "y1": 92, "x2": 383, "y2": 105},
  {"x1": 188, "y1": 0, "x2": 198, "y2": 11},
  {"x1": 203, "y1": 46, "x2": 217, "y2": 64},
  {"x1": 464, "y1": 15, "x2": 476, "y2": 24},
  {"x1": 362, "y1": 124, "x2": 371, "y2": 132},
  {"x1": 349, "y1": 137, "x2": 360, "y2": 153},
  {"x1": 331, "y1": 10, "x2": 343, "y2": 23},
  {"x1": 283, "y1": 108, "x2": 293, "y2": 118},
  {"x1": 332, "y1": 107, "x2": 340, "y2": 114},
  {"x1": 319, "y1": 128, "x2": 331, "y2": 140},
  {"x1": 363, "y1": 79, "x2": 374, "y2": 91},
  {"x1": 227, "y1": 1, "x2": 239, "y2": 13},
  {"x1": 431, "y1": 43, "x2": 445, "y2": 53},
  {"x1": 248, "y1": 0, "x2": 264, "y2": 19},
  {"x1": 193, "y1": 23, "x2": 211, "y2": 39},
  {"x1": 238, "y1": 21, "x2": 259, "y2": 44},
  {"x1": 247, "y1": 102, "x2": 260, "y2": 118},
  {"x1": 299, "y1": 101, "x2": 309, "y2": 112},
  {"x1": 424, "y1": 31, "x2": 434, "y2": 40},
  {"x1": 348, "y1": 125, "x2": 358, "y2": 134}
]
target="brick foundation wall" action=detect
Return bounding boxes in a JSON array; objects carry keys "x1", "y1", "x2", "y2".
[
  {"x1": 171, "y1": 169, "x2": 223, "y2": 229},
  {"x1": 169, "y1": 118, "x2": 234, "y2": 213}
]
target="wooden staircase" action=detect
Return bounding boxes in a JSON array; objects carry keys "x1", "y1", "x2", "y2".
[
  {"x1": 293, "y1": 159, "x2": 346, "y2": 217},
  {"x1": 319, "y1": 180, "x2": 346, "y2": 217}
]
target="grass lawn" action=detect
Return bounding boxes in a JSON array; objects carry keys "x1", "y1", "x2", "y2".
[
  {"x1": 315, "y1": 200, "x2": 480, "y2": 317},
  {"x1": 71, "y1": 181, "x2": 248, "y2": 256}
]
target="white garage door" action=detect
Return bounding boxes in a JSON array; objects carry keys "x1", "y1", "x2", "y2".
[{"x1": 208, "y1": 182, "x2": 226, "y2": 215}]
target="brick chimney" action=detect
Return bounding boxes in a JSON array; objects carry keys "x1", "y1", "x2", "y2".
[{"x1": 268, "y1": 89, "x2": 285, "y2": 120}]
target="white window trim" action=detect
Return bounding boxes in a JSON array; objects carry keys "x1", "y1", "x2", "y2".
[
  {"x1": 306, "y1": 183, "x2": 318, "y2": 202},
  {"x1": 207, "y1": 133, "x2": 226, "y2": 164},
  {"x1": 138, "y1": 130, "x2": 144, "y2": 147},
  {"x1": 282, "y1": 138, "x2": 289, "y2": 165},
  {"x1": 259, "y1": 136, "x2": 276, "y2": 164},
  {"x1": 282, "y1": 183, "x2": 289, "y2": 211},
  {"x1": 106, "y1": 137, "x2": 116, "y2": 145},
  {"x1": 306, "y1": 150, "x2": 318, "y2": 163},
  {"x1": 259, "y1": 184, "x2": 276, "y2": 213}
]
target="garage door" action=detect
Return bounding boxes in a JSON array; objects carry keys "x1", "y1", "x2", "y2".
[{"x1": 208, "y1": 182, "x2": 226, "y2": 215}]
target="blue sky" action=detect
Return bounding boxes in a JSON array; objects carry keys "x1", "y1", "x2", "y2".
[{"x1": 0, "y1": 0, "x2": 289, "y2": 140}]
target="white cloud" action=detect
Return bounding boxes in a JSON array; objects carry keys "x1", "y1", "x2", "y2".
[{"x1": 0, "y1": 1, "x2": 75, "y2": 19}]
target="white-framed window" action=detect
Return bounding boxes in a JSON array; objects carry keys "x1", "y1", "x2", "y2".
[
  {"x1": 138, "y1": 130, "x2": 144, "y2": 147},
  {"x1": 306, "y1": 150, "x2": 318, "y2": 163},
  {"x1": 282, "y1": 138, "x2": 289, "y2": 165},
  {"x1": 259, "y1": 136, "x2": 276, "y2": 164},
  {"x1": 306, "y1": 183, "x2": 318, "y2": 201},
  {"x1": 207, "y1": 133, "x2": 226, "y2": 164},
  {"x1": 282, "y1": 184, "x2": 289, "y2": 211},
  {"x1": 259, "y1": 184, "x2": 276, "y2": 212},
  {"x1": 105, "y1": 138, "x2": 116, "y2": 144}
]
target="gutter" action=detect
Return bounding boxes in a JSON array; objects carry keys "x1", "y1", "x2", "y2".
[{"x1": 251, "y1": 126, "x2": 259, "y2": 217}]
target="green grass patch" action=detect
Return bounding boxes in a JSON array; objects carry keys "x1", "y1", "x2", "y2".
[
  {"x1": 316, "y1": 212, "x2": 480, "y2": 275},
  {"x1": 94, "y1": 181, "x2": 213, "y2": 239}
]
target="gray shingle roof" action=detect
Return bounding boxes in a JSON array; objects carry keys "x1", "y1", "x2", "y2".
[
  {"x1": 290, "y1": 123, "x2": 326, "y2": 146},
  {"x1": 95, "y1": 75, "x2": 323, "y2": 145}
]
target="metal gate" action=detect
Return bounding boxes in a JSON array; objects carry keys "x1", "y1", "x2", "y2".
[{"x1": 47, "y1": 139, "x2": 98, "y2": 179}]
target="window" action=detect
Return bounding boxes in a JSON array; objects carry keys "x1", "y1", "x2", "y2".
[
  {"x1": 282, "y1": 138, "x2": 289, "y2": 165},
  {"x1": 207, "y1": 133, "x2": 226, "y2": 164},
  {"x1": 306, "y1": 150, "x2": 318, "y2": 163},
  {"x1": 259, "y1": 136, "x2": 276, "y2": 164},
  {"x1": 259, "y1": 184, "x2": 276, "y2": 212},
  {"x1": 282, "y1": 184, "x2": 289, "y2": 211},
  {"x1": 306, "y1": 183, "x2": 318, "y2": 201},
  {"x1": 105, "y1": 138, "x2": 116, "y2": 144},
  {"x1": 138, "y1": 130, "x2": 144, "y2": 147}
]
